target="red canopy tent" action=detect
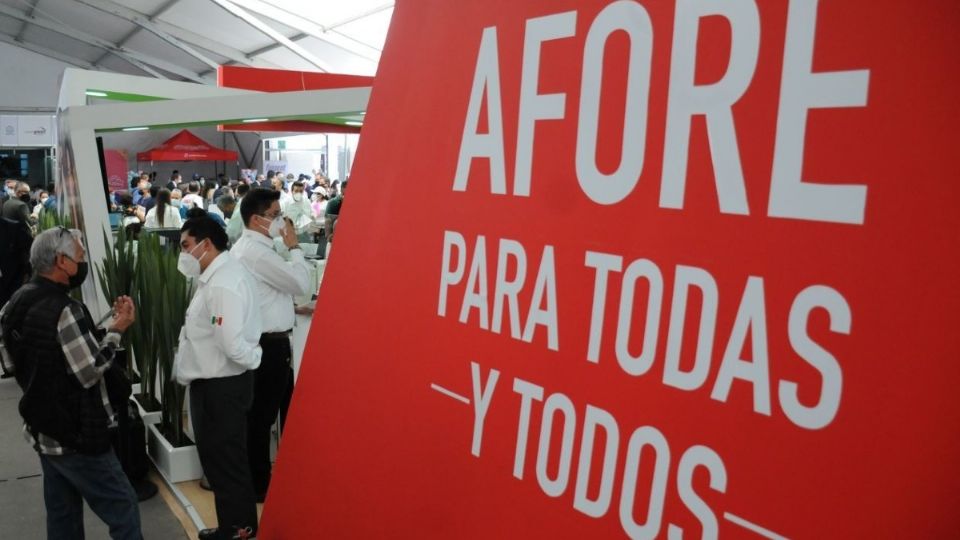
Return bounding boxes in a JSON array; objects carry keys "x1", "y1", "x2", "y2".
[{"x1": 136, "y1": 129, "x2": 238, "y2": 162}]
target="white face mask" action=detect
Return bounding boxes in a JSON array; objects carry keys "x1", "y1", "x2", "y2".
[
  {"x1": 177, "y1": 241, "x2": 205, "y2": 278},
  {"x1": 39, "y1": 197, "x2": 48, "y2": 205},
  {"x1": 267, "y1": 216, "x2": 286, "y2": 238},
  {"x1": 292, "y1": 193, "x2": 303, "y2": 202},
  {"x1": 171, "y1": 199, "x2": 182, "y2": 207}
]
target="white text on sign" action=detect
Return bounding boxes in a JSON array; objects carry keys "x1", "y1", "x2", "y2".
[{"x1": 452, "y1": 0, "x2": 871, "y2": 225}]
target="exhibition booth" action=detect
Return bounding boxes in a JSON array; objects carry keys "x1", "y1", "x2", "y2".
[
  {"x1": 34, "y1": 64, "x2": 371, "y2": 531},
  {"x1": 3, "y1": 0, "x2": 958, "y2": 538}
]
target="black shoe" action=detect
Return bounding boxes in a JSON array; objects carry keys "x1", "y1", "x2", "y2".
[{"x1": 198, "y1": 527, "x2": 256, "y2": 540}]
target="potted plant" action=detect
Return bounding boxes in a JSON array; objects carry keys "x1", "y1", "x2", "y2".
[
  {"x1": 95, "y1": 227, "x2": 161, "y2": 423},
  {"x1": 138, "y1": 232, "x2": 201, "y2": 482}
]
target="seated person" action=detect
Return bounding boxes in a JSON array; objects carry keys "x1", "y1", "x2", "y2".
[
  {"x1": 144, "y1": 188, "x2": 183, "y2": 229},
  {"x1": 115, "y1": 191, "x2": 144, "y2": 229}
]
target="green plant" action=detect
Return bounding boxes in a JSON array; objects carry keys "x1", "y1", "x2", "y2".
[
  {"x1": 136, "y1": 232, "x2": 192, "y2": 446},
  {"x1": 95, "y1": 226, "x2": 140, "y2": 377},
  {"x1": 36, "y1": 206, "x2": 72, "y2": 232},
  {"x1": 94, "y1": 225, "x2": 193, "y2": 446}
]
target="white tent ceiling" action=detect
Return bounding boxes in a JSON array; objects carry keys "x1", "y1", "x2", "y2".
[{"x1": 0, "y1": 0, "x2": 392, "y2": 83}]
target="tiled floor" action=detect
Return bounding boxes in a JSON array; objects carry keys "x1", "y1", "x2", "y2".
[{"x1": 0, "y1": 376, "x2": 189, "y2": 539}]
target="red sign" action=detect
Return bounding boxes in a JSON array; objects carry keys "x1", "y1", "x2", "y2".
[
  {"x1": 216, "y1": 66, "x2": 372, "y2": 134},
  {"x1": 103, "y1": 149, "x2": 128, "y2": 193},
  {"x1": 263, "y1": 1, "x2": 960, "y2": 538}
]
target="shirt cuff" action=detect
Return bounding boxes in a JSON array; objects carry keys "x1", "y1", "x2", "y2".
[{"x1": 103, "y1": 331, "x2": 122, "y2": 347}]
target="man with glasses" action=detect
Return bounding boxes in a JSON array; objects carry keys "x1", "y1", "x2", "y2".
[
  {"x1": 0, "y1": 228, "x2": 141, "y2": 539},
  {"x1": 232, "y1": 188, "x2": 312, "y2": 503}
]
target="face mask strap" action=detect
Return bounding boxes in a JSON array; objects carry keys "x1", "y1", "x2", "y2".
[{"x1": 188, "y1": 239, "x2": 208, "y2": 264}]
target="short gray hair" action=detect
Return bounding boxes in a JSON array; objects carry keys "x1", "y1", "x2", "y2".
[
  {"x1": 217, "y1": 195, "x2": 236, "y2": 211},
  {"x1": 31, "y1": 228, "x2": 82, "y2": 274}
]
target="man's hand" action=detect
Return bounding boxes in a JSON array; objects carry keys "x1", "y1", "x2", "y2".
[
  {"x1": 109, "y1": 295, "x2": 136, "y2": 333},
  {"x1": 281, "y1": 216, "x2": 299, "y2": 249}
]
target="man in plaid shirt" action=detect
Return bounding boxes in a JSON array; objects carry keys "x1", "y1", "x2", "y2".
[{"x1": 0, "y1": 228, "x2": 141, "y2": 539}]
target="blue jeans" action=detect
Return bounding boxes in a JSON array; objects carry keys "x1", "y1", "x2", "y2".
[{"x1": 39, "y1": 450, "x2": 142, "y2": 540}]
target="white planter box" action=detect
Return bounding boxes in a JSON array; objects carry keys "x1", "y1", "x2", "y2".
[
  {"x1": 147, "y1": 423, "x2": 203, "y2": 483},
  {"x1": 133, "y1": 395, "x2": 161, "y2": 426}
]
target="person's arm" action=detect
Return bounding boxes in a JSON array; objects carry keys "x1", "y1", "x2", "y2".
[
  {"x1": 248, "y1": 243, "x2": 313, "y2": 296},
  {"x1": 15, "y1": 202, "x2": 29, "y2": 223},
  {"x1": 208, "y1": 286, "x2": 259, "y2": 369},
  {"x1": 58, "y1": 305, "x2": 121, "y2": 388}
]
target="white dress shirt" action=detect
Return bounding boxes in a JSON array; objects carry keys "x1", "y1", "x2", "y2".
[
  {"x1": 282, "y1": 196, "x2": 315, "y2": 234},
  {"x1": 174, "y1": 251, "x2": 262, "y2": 385},
  {"x1": 182, "y1": 193, "x2": 204, "y2": 210},
  {"x1": 225, "y1": 196, "x2": 244, "y2": 244},
  {"x1": 231, "y1": 229, "x2": 313, "y2": 333},
  {"x1": 144, "y1": 205, "x2": 183, "y2": 229}
]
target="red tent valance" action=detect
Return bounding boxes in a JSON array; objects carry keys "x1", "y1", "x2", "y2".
[{"x1": 136, "y1": 130, "x2": 238, "y2": 162}]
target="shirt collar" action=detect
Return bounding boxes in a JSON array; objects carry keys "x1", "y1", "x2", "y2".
[
  {"x1": 199, "y1": 251, "x2": 229, "y2": 283},
  {"x1": 244, "y1": 229, "x2": 275, "y2": 247}
]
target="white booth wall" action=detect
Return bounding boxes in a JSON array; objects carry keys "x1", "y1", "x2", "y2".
[{"x1": 265, "y1": 133, "x2": 360, "y2": 182}]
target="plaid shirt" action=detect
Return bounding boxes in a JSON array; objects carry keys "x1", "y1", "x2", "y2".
[{"x1": 22, "y1": 303, "x2": 121, "y2": 455}]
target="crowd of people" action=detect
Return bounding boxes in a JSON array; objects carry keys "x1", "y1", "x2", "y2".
[
  {"x1": 0, "y1": 167, "x2": 350, "y2": 539},
  {"x1": 0, "y1": 178, "x2": 57, "y2": 229},
  {"x1": 112, "y1": 169, "x2": 346, "y2": 254}
]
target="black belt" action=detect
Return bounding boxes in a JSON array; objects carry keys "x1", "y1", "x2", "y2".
[{"x1": 261, "y1": 330, "x2": 292, "y2": 339}]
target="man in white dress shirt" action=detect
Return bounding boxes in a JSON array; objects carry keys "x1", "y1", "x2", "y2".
[
  {"x1": 231, "y1": 188, "x2": 312, "y2": 502},
  {"x1": 282, "y1": 181, "x2": 315, "y2": 244},
  {"x1": 226, "y1": 184, "x2": 250, "y2": 245},
  {"x1": 181, "y1": 181, "x2": 205, "y2": 210},
  {"x1": 174, "y1": 216, "x2": 262, "y2": 540}
]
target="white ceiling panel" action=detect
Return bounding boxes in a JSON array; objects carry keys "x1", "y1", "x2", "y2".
[
  {"x1": 116, "y1": 0, "x2": 169, "y2": 13},
  {"x1": 30, "y1": 0, "x2": 133, "y2": 43},
  {"x1": 161, "y1": 0, "x2": 277, "y2": 53},
  {"x1": 124, "y1": 29, "x2": 221, "y2": 73},
  {"x1": 2, "y1": 0, "x2": 394, "y2": 85},
  {"x1": 0, "y1": 13, "x2": 23, "y2": 35},
  {"x1": 333, "y1": 7, "x2": 391, "y2": 51},
  {"x1": 20, "y1": 24, "x2": 104, "y2": 61},
  {"x1": 286, "y1": 36, "x2": 378, "y2": 75},
  {"x1": 255, "y1": 47, "x2": 315, "y2": 73},
  {"x1": 96, "y1": 52, "x2": 154, "y2": 77}
]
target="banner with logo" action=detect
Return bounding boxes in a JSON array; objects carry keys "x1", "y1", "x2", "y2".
[
  {"x1": 0, "y1": 116, "x2": 17, "y2": 146},
  {"x1": 262, "y1": 1, "x2": 960, "y2": 538},
  {"x1": 104, "y1": 149, "x2": 128, "y2": 193}
]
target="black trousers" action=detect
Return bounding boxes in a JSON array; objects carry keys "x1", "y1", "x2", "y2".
[
  {"x1": 191, "y1": 372, "x2": 258, "y2": 532},
  {"x1": 248, "y1": 334, "x2": 293, "y2": 498}
]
